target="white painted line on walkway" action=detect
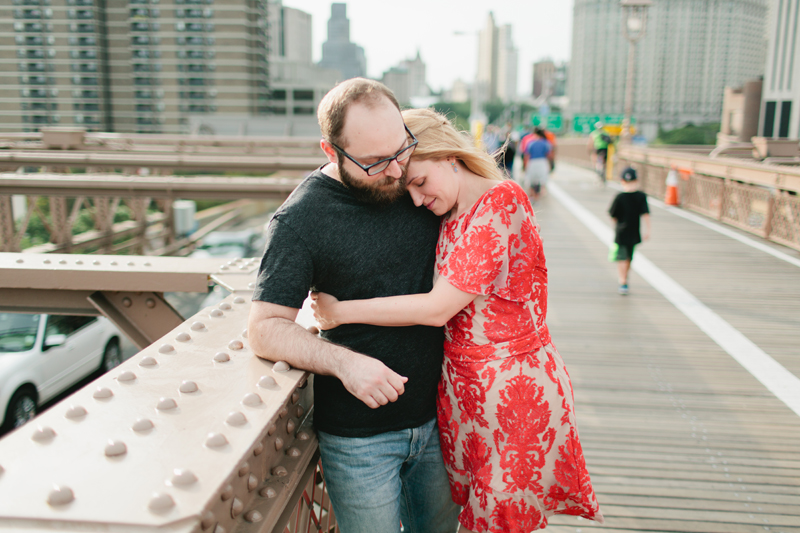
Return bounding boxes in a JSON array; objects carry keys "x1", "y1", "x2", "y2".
[
  {"x1": 606, "y1": 181, "x2": 800, "y2": 269},
  {"x1": 549, "y1": 181, "x2": 800, "y2": 418}
]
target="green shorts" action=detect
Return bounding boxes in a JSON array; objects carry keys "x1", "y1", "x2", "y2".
[{"x1": 608, "y1": 243, "x2": 636, "y2": 262}]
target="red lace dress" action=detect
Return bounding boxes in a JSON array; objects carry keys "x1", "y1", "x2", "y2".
[{"x1": 435, "y1": 180, "x2": 604, "y2": 533}]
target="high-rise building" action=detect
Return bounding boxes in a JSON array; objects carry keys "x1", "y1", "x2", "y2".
[
  {"x1": 476, "y1": 12, "x2": 518, "y2": 105},
  {"x1": 533, "y1": 60, "x2": 556, "y2": 99},
  {"x1": 2, "y1": 0, "x2": 274, "y2": 134},
  {"x1": 569, "y1": 0, "x2": 769, "y2": 138},
  {"x1": 317, "y1": 3, "x2": 365, "y2": 81},
  {"x1": 760, "y1": 0, "x2": 800, "y2": 138},
  {"x1": 380, "y1": 51, "x2": 429, "y2": 106}
]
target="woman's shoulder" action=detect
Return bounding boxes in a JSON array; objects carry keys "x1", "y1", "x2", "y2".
[{"x1": 471, "y1": 179, "x2": 533, "y2": 225}]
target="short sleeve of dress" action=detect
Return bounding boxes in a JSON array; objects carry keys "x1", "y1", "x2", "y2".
[
  {"x1": 252, "y1": 216, "x2": 314, "y2": 309},
  {"x1": 439, "y1": 181, "x2": 540, "y2": 302}
]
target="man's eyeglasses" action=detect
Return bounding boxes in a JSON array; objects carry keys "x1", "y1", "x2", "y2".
[{"x1": 330, "y1": 124, "x2": 418, "y2": 176}]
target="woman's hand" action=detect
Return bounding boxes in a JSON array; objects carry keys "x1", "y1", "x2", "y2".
[{"x1": 310, "y1": 292, "x2": 342, "y2": 330}]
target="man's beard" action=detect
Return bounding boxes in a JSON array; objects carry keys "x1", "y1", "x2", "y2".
[{"x1": 339, "y1": 158, "x2": 406, "y2": 206}]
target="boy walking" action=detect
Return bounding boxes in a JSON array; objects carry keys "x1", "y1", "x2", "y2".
[{"x1": 608, "y1": 167, "x2": 651, "y2": 294}]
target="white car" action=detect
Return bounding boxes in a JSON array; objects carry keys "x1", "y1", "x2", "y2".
[{"x1": 0, "y1": 313, "x2": 123, "y2": 432}]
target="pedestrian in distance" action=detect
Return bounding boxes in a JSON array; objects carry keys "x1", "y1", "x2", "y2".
[
  {"x1": 520, "y1": 128, "x2": 552, "y2": 202},
  {"x1": 312, "y1": 107, "x2": 604, "y2": 533},
  {"x1": 248, "y1": 78, "x2": 460, "y2": 533},
  {"x1": 587, "y1": 122, "x2": 613, "y2": 183},
  {"x1": 608, "y1": 166, "x2": 651, "y2": 295}
]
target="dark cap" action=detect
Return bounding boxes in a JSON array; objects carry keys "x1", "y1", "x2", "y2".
[{"x1": 621, "y1": 167, "x2": 638, "y2": 182}]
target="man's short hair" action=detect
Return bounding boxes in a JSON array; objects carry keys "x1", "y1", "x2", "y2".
[{"x1": 317, "y1": 78, "x2": 401, "y2": 149}]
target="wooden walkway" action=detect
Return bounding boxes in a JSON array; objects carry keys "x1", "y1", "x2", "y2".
[{"x1": 534, "y1": 163, "x2": 800, "y2": 533}]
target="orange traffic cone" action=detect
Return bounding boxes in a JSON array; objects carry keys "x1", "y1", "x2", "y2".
[{"x1": 665, "y1": 169, "x2": 679, "y2": 206}]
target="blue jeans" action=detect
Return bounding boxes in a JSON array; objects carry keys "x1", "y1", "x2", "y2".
[{"x1": 317, "y1": 417, "x2": 460, "y2": 533}]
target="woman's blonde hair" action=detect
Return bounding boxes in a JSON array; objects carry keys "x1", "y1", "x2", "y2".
[{"x1": 402, "y1": 108, "x2": 504, "y2": 181}]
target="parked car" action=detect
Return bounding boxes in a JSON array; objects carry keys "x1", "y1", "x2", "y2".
[
  {"x1": 0, "y1": 313, "x2": 123, "y2": 432},
  {"x1": 189, "y1": 228, "x2": 265, "y2": 259}
]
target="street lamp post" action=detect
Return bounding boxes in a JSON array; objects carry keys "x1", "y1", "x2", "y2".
[{"x1": 620, "y1": 0, "x2": 652, "y2": 143}]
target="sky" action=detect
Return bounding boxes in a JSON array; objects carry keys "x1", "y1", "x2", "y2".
[{"x1": 286, "y1": 0, "x2": 575, "y2": 97}]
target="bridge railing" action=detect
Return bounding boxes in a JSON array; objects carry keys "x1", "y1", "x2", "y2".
[{"x1": 0, "y1": 252, "x2": 338, "y2": 533}]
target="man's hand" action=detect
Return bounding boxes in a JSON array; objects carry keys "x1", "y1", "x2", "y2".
[{"x1": 337, "y1": 354, "x2": 408, "y2": 409}]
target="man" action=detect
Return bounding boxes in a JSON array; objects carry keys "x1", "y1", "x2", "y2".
[
  {"x1": 247, "y1": 78, "x2": 459, "y2": 533},
  {"x1": 588, "y1": 121, "x2": 612, "y2": 183}
]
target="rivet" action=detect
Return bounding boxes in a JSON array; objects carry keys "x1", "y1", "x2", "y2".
[
  {"x1": 253, "y1": 442, "x2": 264, "y2": 456},
  {"x1": 279, "y1": 407, "x2": 289, "y2": 419},
  {"x1": 139, "y1": 356, "x2": 158, "y2": 367},
  {"x1": 201, "y1": 511, "x2": 216, "y2": 530},
  {"x1": 210, "y1": 309, "x2": 224, "y2": 318},
  {"x1": 297, "y1": 431, "x2": 310, "y2": 441},
  {"x1": 238, "y1": 462, "x2": 250, "y2": 477},
  {"x1": 259, "y1": 486, "x2": 277, "y2": 498},
  {"x1": 15, "y1": 258, "x2": 24, "y2": 264},
  {"x1": 247, "y1": 282, "x2": 256, "y2": 289},
  {"x1": 43, "y1": 259, "x2": 51, "y2": 264},
  {"x1": 105, "y1": 440, "x2": 127, "y2": 457},
  {"x1": 286, "y1": 447, "x2": 301, "y2": 458},
  {"x1": 127, "y1": 261, "x2": 135, "y2": 266},
  {"x1": 191, "y1": 321, "x2": 206, "y2": 331},
  {"x1": 233, "y1": 297, "x2": 245, "y2": 304},
  {"x1": 93, "y1": 386, "x2": 113, "y2": 399},
  {"x1": 247, "y1": 474, "x2": 258, "y2": 492},
  {"x1": 220, "y1": 484, "x2": 233, "y2": 501},
  {"x1": 274, "y1": 437, "x2": 284, "y2": 451},
  {"x1": 219, "y1": 302, "x2": 232, "y2": 310},
  {"x1": 286, "y1": 420, "x2": 296, "y2": 433},
  {"x1": 213, "y1": 352, "x2": 230, "y2": 363},
  {"x1": 93, "y1": 260, "x2": 100, "y2": 265},
  {"x1": 206, "y1": 433, "x2": 228, "y2": 448},
  {"x1": 170, "y1": 468, "x2": 198, "y2": 486},
  {"x1": 65, "y1": 405, "x2": 87, "y2": 419},
  {"x1": 295, "y1": 405, "x2": 304, "y2": 418},
  {"x1": 179, "y1": 380, "x2": 198, "y2": 393},
  {"x1": 241, "y1": 328, "x2": 248, "y2": 338},
  {"x1": 75, "y1": 260, "x2": 83, "y2": 265},
  {"x1": 110, "y1": 261, "x2": 118, "y2": 266},
  {"x1": 132, "y1": 418, "x2": 154, "y2": 432},
  {"x1": 242, "y1": 392, "x2": 262, "y2": 407},
  {"x1": 238, "y1": 265, "x2": 248, "y2": 270},
  {"x1": 158, "y1": 344, "x2": 175, "y2": 354},
  {"x1": 117, "y1": 370, "x2": 136, "y2": 382},
  {"x1": 47, "y1": 485, "x2": 74, "y2": 506},
  {"x1": 245, "y1": 510, "x2": 262, "y2": 522},
  {"x1": 148, "y1": 492, "x2": 174, "y2": 512},
  {"x1": 145, "y1": 298, "x2": 155, "y2": 308},
  {"x1": 231, "y1": 497, "x2": 243, "y2": 518},
  {"x1": 220, "y1": 265, "x2": 229, "y2": 271},
  {"x1": 58, "y1": 259, "x2": 67, "y2": 264},
  {"x1": 176, "y1": 332, "x2": 191, "y2": 342},
  {"x1": 225, "y1": 411, "x2": 246, "y2": 426},
  {"x1": 144, "y1": 262, "x2": 151, "y2": 267},
  {"x1": 228, "y1": 340, "x2": 243, "y2": 350},
  {"x1": 121, "y1": 297, "x2": 132, "y2": 307},
  {"x1": 257, "y1": 376, "x2": 277, "y2": 388},
  {"x1": 267, "y1": 424, "x2": 277, "y2": 436},
  {"x1": 226, "y1": 260, "x2": 236, "y2": 266},
  {"x1": 291, "y1": 391, "x2": 300, "y2": 404},
  {"x1": 271, "y1": 466, "x2": 288, "y2": 477},
  {"x1": 32, "y1": 426, "x2": 56, "y2": 442},
  {"x1": 156, "y1": 397, "x2": 177, "y2": 410},
  {"x1": 273, "y1": 361, "x2": 290, "y2": 372}
]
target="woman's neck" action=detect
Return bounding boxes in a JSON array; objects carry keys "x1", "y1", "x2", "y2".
[{"x1": 451, "y1": 169, "x2": 497, "y2": 218}]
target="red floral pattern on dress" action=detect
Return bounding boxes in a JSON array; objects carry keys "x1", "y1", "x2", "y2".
[{"x1": 435, "y1": 180, "x2": 603, "y2": 532}]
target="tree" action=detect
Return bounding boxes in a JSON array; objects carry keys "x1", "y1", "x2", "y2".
[
  {"x1": 655, "y1": 123, "x2": 720, "y2": 145},
  {"x1": 431, "y1": 101, "x2": 471, "y2": 132}
]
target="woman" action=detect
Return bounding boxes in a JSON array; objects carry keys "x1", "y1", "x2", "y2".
[{"x1": 312, "y1": 108, "x2": 603, "y2": 533}]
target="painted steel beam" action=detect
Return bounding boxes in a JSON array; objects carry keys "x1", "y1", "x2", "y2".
[
  {"x1": 0, "y1": 292, "x2": 316, "y2": 533},
  {"x1": 88, "y1": 291, "x2": 185, "y2": 350},
  {"x1": 0, "y1": 174, "x2": 303, "y2": 200}
]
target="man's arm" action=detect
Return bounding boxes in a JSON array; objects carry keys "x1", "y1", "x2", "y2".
[
  {"x1": 247, "y1": 300, "x2": 407, "y2": 409},
  {"x1": 641, "y1": 213, "x2": 651, "y2": 241}
]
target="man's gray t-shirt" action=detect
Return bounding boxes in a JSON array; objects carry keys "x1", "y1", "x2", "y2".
[{"x1": 253, "y1": 168, "x2": 444, "y2": 438}]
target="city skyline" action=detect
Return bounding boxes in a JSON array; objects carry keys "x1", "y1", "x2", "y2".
[{"x1": 291, "y1": 0, "x2": 573, "y2": 96}]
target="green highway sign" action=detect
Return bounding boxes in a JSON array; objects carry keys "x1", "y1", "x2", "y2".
[
  {"x1": 572, "y1": 114, "x2": 636, "y2": 133},
  {"x1": 531, "y1": 114, "x2": 564, "y2": 131}
]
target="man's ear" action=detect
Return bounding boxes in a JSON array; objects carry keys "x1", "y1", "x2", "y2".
[{"x1": 320, "y1": 139, "x2": 338, "y2": 165}]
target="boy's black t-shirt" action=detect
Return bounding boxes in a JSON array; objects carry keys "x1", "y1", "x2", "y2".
[
  {"x1": 609, "y1": 190, "x2": 649, "y2": 245},
  {"x1": 253, "y1": 168, "x2": 444, "y2": 438}
]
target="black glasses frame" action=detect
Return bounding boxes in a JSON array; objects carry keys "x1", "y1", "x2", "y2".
[{"x1": 330, "y1": 124, "x2": 418, "y2": 176}]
